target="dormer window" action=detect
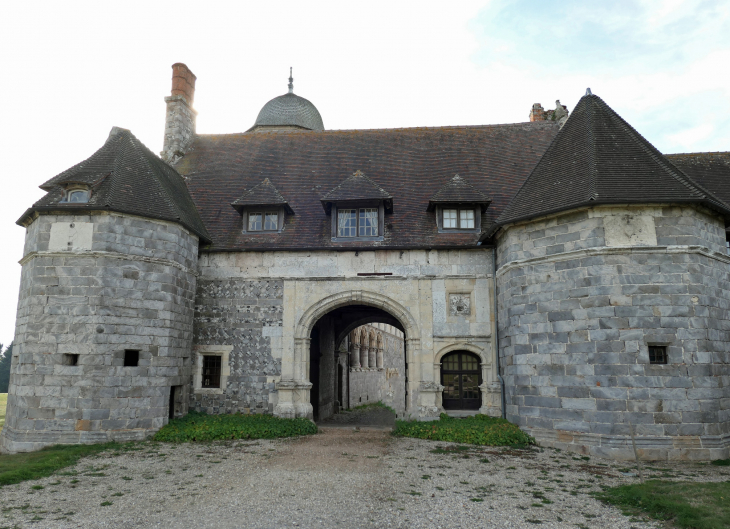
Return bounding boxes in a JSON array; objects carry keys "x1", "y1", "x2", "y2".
[
  {"x1": 230, "y1": 178, "x2": 293, "y2": 234},
  {"x1": 442, "y1": 208, "x2": 475, "y2": 229},
  {"x1": 60, "y1": 187, "x2": 90, "y2": 204},
  {"x1": 321, "y1": 171, "x2": 392, "y2": 242}
]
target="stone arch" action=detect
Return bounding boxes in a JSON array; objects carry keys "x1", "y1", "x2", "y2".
[{"x1": 435, "y1": 343, "x2": 487, "y2": 365}]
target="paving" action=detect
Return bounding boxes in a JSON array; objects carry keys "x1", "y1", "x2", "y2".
[{"x1": 2, "y1": 428, "x2": 728, "y2": 528}]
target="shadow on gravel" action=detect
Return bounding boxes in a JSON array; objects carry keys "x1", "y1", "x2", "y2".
[{"x1": 317, "y1": 406, "x2": 396, "y2": 429}]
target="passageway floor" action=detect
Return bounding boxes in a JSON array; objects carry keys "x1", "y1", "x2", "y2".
[{"x1": 2, "y1": 428, "x2": 728, "y2": 528}]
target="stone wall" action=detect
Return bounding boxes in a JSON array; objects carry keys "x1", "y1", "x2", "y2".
[
  {"x1": 197, "y1": 249, "x2": 497, "y2": 420},
  {"x1": 496, "y1": 205, "x2": 730, "y2": 460},
  {"x1": 191, "y1": 278, "x2": 283, "y2": 414},
  {"x1": 1, "y1": 212, "x2": 199, "y2": 453}
]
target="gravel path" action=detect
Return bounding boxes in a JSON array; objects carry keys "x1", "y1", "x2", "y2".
[{"x1": 2, "y1": 429, "x2": 728, "y2": 528}]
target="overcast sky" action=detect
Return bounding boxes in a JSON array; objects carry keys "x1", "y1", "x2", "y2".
[{"x1": 0, "y1": 0, "x2": 728, "y2": 347}]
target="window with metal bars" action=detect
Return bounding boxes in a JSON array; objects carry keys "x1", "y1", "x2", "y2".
[
  {"x1": 648, "y1": 346, "x2": 668, "y2": 364},
  {"x1": 202, "y1": 355, "x2": 222, "y2": 388}
]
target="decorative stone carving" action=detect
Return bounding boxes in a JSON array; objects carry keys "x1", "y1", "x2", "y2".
[{"x1": 449, "y1": 293, "x2": 471, "y2": 316}]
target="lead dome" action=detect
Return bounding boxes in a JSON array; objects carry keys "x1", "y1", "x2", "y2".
[{"x1": 249, "y1": 69, "x2": 324, "y2": 132}]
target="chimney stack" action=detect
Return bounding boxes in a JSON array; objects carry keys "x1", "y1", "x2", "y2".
[
  {"x1": 529, "y1": 103, "x2": 546, "y2": 122},
  {"x1": 161, "y1": 63, "x2": 197, "y2": 164}
]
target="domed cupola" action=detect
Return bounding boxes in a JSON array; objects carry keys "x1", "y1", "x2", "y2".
[{"x1": 248, "y1": 68, "x2": 324, "y2": 132}]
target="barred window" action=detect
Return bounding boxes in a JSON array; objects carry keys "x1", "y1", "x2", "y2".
[
  {"x1": 649, "y1": 346, "x2": 667, "y2": 365},
  {"x1": 203, "y1": 355, "x2": 222, "y2": 388}
]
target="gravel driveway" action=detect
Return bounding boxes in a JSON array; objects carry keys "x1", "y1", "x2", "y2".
[{"x1": 2, "y1": 428, "x2": 728, "y2": 528}]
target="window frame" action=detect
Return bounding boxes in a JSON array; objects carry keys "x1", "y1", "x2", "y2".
[
  {"x1": 193, "y1": 345, "x2": 232, "y2": 395},
  {"x1": 59, "y1": 186, "x2": 91, "y2": 204},
  {"x1": 242, "y1": 206, "x2": 285, "y2": 234},
  {"x1": 436, "y1": 205, "x2": 481, "y2": 233},
  {"x1": 331, "y1": 201, "x2": 385, "y2": 242},
  {"x1": 648, "y1": 345, "x2": 668, "y2": 365}
]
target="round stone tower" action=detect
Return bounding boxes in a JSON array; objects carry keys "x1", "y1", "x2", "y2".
[
  {"x1": 0, "y1": 127, "x2": 210, "y2": 453},
  {"x1": 492, "y1": 93, "x2": 730, "y2": 461}
]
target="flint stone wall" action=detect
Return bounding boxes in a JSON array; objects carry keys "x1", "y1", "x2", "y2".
[
  {"x1": 1, "y1": 212, "x2": 199, "y2": 453},
  {"x1": 192, "y1": 278, "x2": 283, "y2": 414},
  {"x1": 497, "y1": 205, "x2": 730, "y2": 460}
]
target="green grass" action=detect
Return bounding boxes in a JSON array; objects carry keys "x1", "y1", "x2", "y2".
[
  {"x1": 597, "y1": 480, "x2": 730, "y2": 529},
  {"x1": 0, "y1": 442, "x2": 122, "y2": 487},
  {"x1": 153, "y1": 411, "x2": 318, "y2": 442},
  {"x1": 392, "y1": 414, "x2": 535, "y2": 446},
  {"x1": 0, "y1": 393, "x2": 7, "y2": 433}
]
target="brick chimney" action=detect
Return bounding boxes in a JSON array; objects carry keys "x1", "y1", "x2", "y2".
[
  {"x1": 529, "y1": 103, "x2": 546, "y2": 122},
  {"x1": 161, "y1": 63, "x2": 197, "y2": 164}
]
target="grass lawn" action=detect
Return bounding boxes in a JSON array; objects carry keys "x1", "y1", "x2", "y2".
[
  {"x1": 0, "y1": 442, "x2": 124, "y2": 487},
  {"x1": 597, "y1": 480, "x2": 730, "y2": 529},
  {"x1": 0, "y1": 393, "x2": 7, "y2": 433},
  {"x1": 392, "y1": 413, "x2": 535, "y2": 446}
]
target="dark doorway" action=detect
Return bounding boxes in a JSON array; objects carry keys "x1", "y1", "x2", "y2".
[
  {"x1": 337, "y1": 363, "x2": 344, "y2": 411},
  {"x1": 168, "y1": 386, "x2": 177, "y2": 419},
  {"x1": 441, "y1": 351, "x2": 481, "y2": 410}
]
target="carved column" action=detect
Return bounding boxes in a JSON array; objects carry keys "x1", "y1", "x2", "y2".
[
  {"x1": 368, "y1": 346, "x2": 377, "y2": 369},
  {"x1": 351, "y1": 344, "x2": 361, "y2": 369},
  {"x1": 376, "y1": 348, "x2": 384, "y2": 369},
  {"x1": 360, "y1": 346, "x2": 369, "y2": 368}
]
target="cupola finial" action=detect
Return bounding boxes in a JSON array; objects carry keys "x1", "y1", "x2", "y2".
[
  {"x1": 586, "y1": 87, "x2": 592, "y2": 96},
  {"x1": 288, "y1": 67, "x2": 293, "y2": 94}
]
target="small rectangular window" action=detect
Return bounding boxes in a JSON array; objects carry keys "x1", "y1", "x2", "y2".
[
  {"x1": 202, "y1": 355, "x2": 222, "y2": 388},
  {"x1": 63, "y1": 354, "x2": 79, "y2": 366},
  {"x1": 248, "y1": 212, "x2": 262, "y2": 231},
  {"x1": 460, "y1": 209, "x2": 475, "y2": 229},
  {"x1": 124, "y1": 349, "x2": 140, "y2": 367},
  {"x1": 264, "y1": 211, "x2": 278, "y2": 230},
  {"x1": 359, "y1": 208, "x2": 378, "y2": 236},
  {"x1": 443, "y1": 209, "x2": 457, "y2": 228},
  {"x1": 648, "y1": 346, "x2": 667, "y2": 364},
  {"x1": 338, "y1": 209, "x2": 357, "y2": 237}
]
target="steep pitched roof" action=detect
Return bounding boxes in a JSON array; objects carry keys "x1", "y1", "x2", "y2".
[
  {"x1": 490, "y1": 94, "x2": 730, "y2": 233},
  {"x1": 20, "y1": 127, "x2": 210, "y2": 242},
  {"x1": 320, "y1": 170, "x2": 393, "y2": 213},
  {"x1": 231, "y1": 178, "x2": 293, "y2": 214},
  {"x1": 175, "y1": 123, "x2": 560, "y2": 250},
  {"x1": 428, "y1": 174, "x2": 491, "y2": 211},
  {"x1": 666, "y1": 152, "x2": 730, "y2": 211}
]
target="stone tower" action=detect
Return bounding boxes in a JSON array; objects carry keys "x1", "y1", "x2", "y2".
[{"x1": 0, "y1": 124, "x2": 209, "y2": 452}]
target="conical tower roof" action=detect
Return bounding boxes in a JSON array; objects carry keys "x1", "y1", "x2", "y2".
[
  {"x1": 491, "y1": 92, "x2": 730, "y2": 231},
  {"x1": 20, "y1": 127, "x2": 210, "y2": 242}
]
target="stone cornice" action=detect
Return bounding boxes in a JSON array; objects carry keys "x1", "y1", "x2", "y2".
[
  {"x1": 19, "y1": 250, "x2": 198, "y2": 276},
  {"x1": 496, "y1": 245, "x2": 730, "y2": 278}
]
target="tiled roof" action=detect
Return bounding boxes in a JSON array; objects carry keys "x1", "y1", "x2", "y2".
[
  {"x1": 20, "y1": 127, "x2": 210, "y2": 242},
  {"x1": 231, "y1": 178, "x2": 293, "y2": 214},
  {"x1": 320, "y1": 170, "x2": 393, "y2": 213},
  {"x1": 490, "y1": 94, "x2": 730, "y2": 234},
  {"x1": 428, "y1": 174, "x2": 491, "y2": 211},
  {"x1": 666, "y1": 152, "x2": 730, "y2": 212},
  {"x1": 174, "y1": 123, "x2": 560, "y2": 250}
]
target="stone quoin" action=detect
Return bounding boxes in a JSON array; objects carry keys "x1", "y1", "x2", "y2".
[{"x1": 1, "y1": 65, "x2": 728, "y2": 461}]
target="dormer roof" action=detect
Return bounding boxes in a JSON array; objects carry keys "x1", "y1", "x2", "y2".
[
  {"x1": 231, "y1": 178, "x2": 294, "y2": 214},
  {"x1": 427, "y1": 174, "x2": 491, "y2": 211},
  {"x1": 320, "y1": 170, "x2": 393, "y2": 213},
  {"x1": 19, "y1": 127, "x2": 210, "y2": 243}
]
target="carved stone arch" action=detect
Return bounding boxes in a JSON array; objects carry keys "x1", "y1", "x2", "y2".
[
  {"x1": 435, "y1": 343, "x2": 487, "y2": 365},
  {"x1": 376, "y1": 333, "x2": 384, "y2": 349},
  {"x1": 352, "y1": 329, "x2": 361, "y2": 345}
]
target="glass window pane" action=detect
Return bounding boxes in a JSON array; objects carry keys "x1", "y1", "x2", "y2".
[
  {"x1": 248, "y1": 213, "x2": 262, "y2": 231},
  {"x1": 442, "y1": 374, "x2": 459, "y2": 399},
  {"x1": 359, "y1": 208, "x2": 378, "y2": 236},
  {"x1": 443, "y1": 209, "x2": 457, "y2": 228},
  {"x1": 461, "y1": 374, "x2": 479, "y2": 399},
  {"x1": 337, "y1": 209, "x2": 356, "y2": 237},
  {"x1": 461, "y1": 354, "x2": 478, "y2": 371},
  {"x1": 264, "y1": 212, "x2": 278, "y2": 230},
  {"x1": 442, "y1": 354, "x2": 459, "y2": 371},
  {"x1": 460, "y1": 209, "x2": 475, "y2": 229},
  {"x1": 67, "y1": 190, "x2": 89, "y2": 203}
]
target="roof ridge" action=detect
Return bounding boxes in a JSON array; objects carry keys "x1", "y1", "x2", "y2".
[{"x1": 587, "y1": 96, "x2": 598, "y2": 201}]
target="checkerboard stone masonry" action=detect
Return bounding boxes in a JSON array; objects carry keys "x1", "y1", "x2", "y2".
[
  {"x1": 0, "y1": 212, "x2": 199, "y2": 453},
  {"x1": 496, "y1": 205, "x2": 730, "y2": 460}
]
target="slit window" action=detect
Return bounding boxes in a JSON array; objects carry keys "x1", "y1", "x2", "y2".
[
  {"x1": 441, "y1": 207, "x2": 476, "y2": 229},
  {"x1": 202, "y1": 355, "x2": 222, "y2": 388},
  {"x1": 63, "y1": 354, "x2": 79, "y2": 366},
  {"x1": 124, "y1": 349, "x2": 140, "y2": 367},
  {"x1": 648, "y1": 346, "x2": 667, "y2": 364}
]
